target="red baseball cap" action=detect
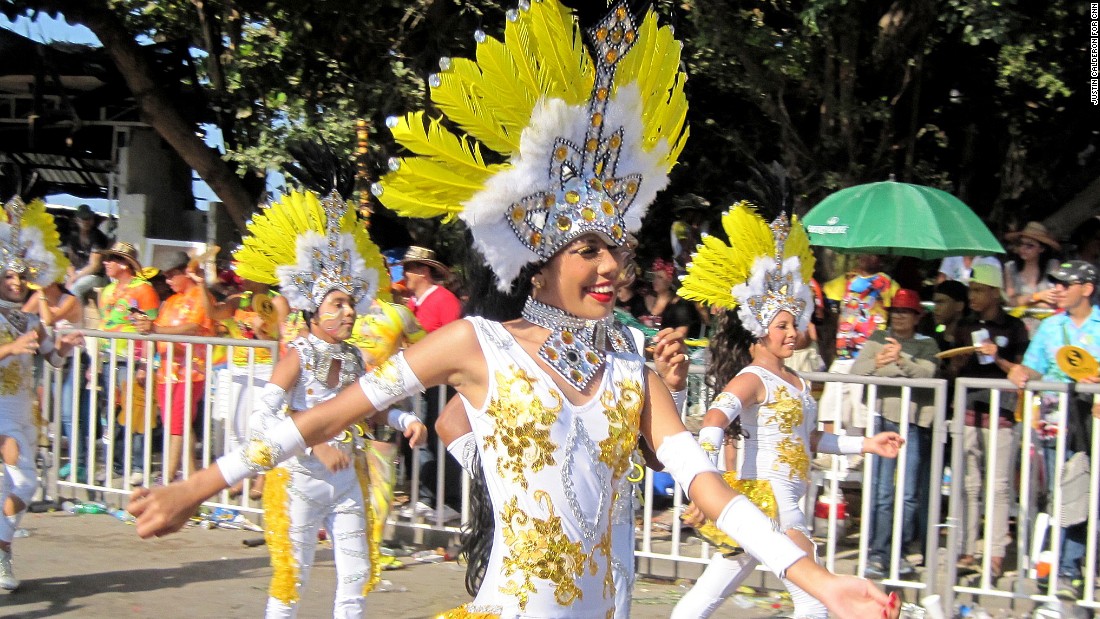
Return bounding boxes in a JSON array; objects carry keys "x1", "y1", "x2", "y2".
[{"x1": 889, "y1": 288, "x2": 923, "y2": 313}]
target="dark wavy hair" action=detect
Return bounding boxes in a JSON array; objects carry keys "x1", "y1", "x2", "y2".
[
  {"x1": 460, "y1": 449, "x2": 493, "y2": 596},
  {"x1": 706, "y1": 309, "x2": 757, "y2": 438}
]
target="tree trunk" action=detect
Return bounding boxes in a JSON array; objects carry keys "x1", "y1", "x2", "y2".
[{"x1": 37, "y1": 0, "x2": 253, "y2": 232}]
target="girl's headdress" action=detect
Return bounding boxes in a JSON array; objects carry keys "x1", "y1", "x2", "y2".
[
  {"x1": 373, "y1": 0, "x2": 688, "y2": 290},
  {"x1": 233, "y1": 190, "x2": 389, "y2": 314},
  {"x1": 0, "y1": 197, "x2": 70, "y2": 287},
  {"x1": 679, "y1": 202, "x2": 815, "y2": 337}
]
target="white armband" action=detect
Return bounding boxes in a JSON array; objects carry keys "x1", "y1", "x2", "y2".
[
  {"x1": 709, "y1": 392, "x2": 743, "y2": 424},
  {"x1": 446, "y1": 432, "x2": 478, "y2": 475},
  {"x1": 358, "y1": 352, "x2": 425, "y2": 411},
  {"x1": 715, "y1": 494, "x2": 807, "y2": 577},
  {"x1": 387, "y1": 409, "x2": 421, "y2": 432},
  {"x1": 247, "y1": 383, "x2": 288, "y2": 438},
  {"x1": 216, "y1": 416, "x2": 307, "y2": 486},
  {"x1": 670, "y1": 389, "x2": 688, "y2": 413},
  {"x1": 655, "y1": 431, "x2": 720, "y2": 492},
  {"x1": 817, "y1": 433, "x2": 864, "y2": 455},
  {"x1": 697, "y1": 426, "x2": 725, "y2": 467}
]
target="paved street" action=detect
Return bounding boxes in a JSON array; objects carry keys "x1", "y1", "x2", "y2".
[{"x1": 2, "y1": 509, "x2": 795, "y2": 618}]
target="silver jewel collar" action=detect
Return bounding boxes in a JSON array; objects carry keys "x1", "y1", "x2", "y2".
[
  {"x1": 521, "y1": 297, "x2": 634, "y2": 390},
  {"x1": 296, "y1": 333, "x2": 364, "y2": 389}
]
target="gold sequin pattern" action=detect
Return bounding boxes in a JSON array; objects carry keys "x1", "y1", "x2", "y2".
[
  {"x1": 690, "y1": 472, "x2": 778, "y2": 553},
  {"x1": 498, "y1": 491, "x2": 591, "y2": 611},
  {"x1": 765, "y1": 385, "x2": 803, "y2": 433},
  {"x1": 482, "y1": 368, "x2": 561, "y2": 490},
  {"x1": 597, "y1": 379, "x2": 642, "y2": 479},
  {"x1": 774, "y1": 436, "x2": 810, "y2": 481},
  {"x1": 434, "y1": 606, "x2": 500, "y2": 619},
  {"x1": 263, "y1": 467, "x2": 297, "y2": 604},
  {"x1": 0, "y1": 362, "x2": 24, "y2": 396}
]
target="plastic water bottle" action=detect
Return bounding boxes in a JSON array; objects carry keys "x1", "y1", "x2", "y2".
[
  {"x1": 74, "y1": 502, "x2": 107, "y2": 515},
  {"x1": 941, "y1": 466, "x2": 952, "y2": 497},
  {"x1": 112, "y1": 509, "x2": 135, "y2": 523}
]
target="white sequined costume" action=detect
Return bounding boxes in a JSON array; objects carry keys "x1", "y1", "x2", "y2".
[
  {"x1": 257, "y1": 334, "x2": 371, "y2": 619},
  {"x1": 0, "y1": 306, "x2": 41, "y2": 544},
  {"x1": 672, "y1": 365, "x2": 826, "y2": 619},
  {"x1": 453, "y1": 317, "x2": 646, "y2": 619}
]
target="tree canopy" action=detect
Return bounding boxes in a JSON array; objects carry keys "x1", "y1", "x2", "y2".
[{"x1": 2, "y1": 0, "x2": 1095, "y2": 261}]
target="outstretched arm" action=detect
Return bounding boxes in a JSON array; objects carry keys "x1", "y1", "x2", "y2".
[{"x1": 129, "y1": 319, "x2": 484, "y2": 538}]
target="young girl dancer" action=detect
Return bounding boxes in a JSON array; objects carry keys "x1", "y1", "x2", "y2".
[
  {"x1": 130, "y1": 2, "x2": 899, "y2": 617},
  {"x1": 232, "y1": 189, "x2": 426, "y2": 618},
  {"x1": 672, "y1": 203, "x2": 903, "y2": 618}
]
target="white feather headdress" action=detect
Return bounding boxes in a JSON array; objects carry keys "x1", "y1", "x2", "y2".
[
  {"x1": 0, "y1": 197, "x2": 69, "y2": 287},
  {"x1": 372, "y1": 0, "x2": 688, "y2": 289}
]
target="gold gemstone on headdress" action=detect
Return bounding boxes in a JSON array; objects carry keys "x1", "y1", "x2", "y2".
[
  {"x1": 581, "y1": 207, "x2": 596, "y2": 221},
  {"x1": 625, "y1": 30, "x2": 635, "y2": 43},
  {"x1": 615, "y1": 6, "x2": 628, "y2": 19},
  {"x1": 611, "y1": 224, "x2": 623, "y2": 239},
  {"x1": 596, "y1": 27, "x2": 608, "y2": 41},
  {"x1": 589, "y1": 177, "x2": 602, "y2": 190},
  {"x1": 543, "y1": 194, "x2": 556, "y2": 207},
  {"x1": 601, "y1": 200, "x2": 614, "y2": 215},
  {"x1": 604, "y1": 49, "x2": 619, "y2": 63},
  {"x1": 554, "y1": 145, "x2": 568, "y2": 161},
  {"x1": 565, "y1": 191, "x2": 580, "y2": 204},
  {"x1": 531, "y1": 232, "x2": 542, "y2": 245},
  {"x1": 556, "y1": 216, "x2": 572, "y2": 231},
  {"x1": 511, "y1": 207, "x2": 524, "y2": 222},
  {"x1": 625, "y1": 180, "x2": 638, "y2": 195},
  {"x1": 609, "y1": 135, "x2": 622, "y2": 148},
  {"x1": 596, "y1": 87, "x2": 609, "y2": 101},
  {"x1": 594, "y1": 161, "x2": 604, "y2": 176},
  {"x1": 603, "y1": 179, "x2": 615, "y2": 191},
  {"x1": 586, "y1": 138, "x2": 598, "y2": 152},
  {"x1": 591, "y1": 113, "x2": 603, "y2": 127}
]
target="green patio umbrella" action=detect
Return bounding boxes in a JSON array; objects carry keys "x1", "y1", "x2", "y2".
[{"x1": 802, "y1": 181, "x2": 1004, "y2": 259}]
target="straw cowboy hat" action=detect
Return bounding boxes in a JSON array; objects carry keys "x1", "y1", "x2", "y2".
[
  {"x1": 96, "y1": 241, "x2": 143, "y2": 273},
  {"x1": 400, "y1": 246, "x2": 450, "y2": 278},
  {"x1": 1006, "y1": 221, "x2": 1061, "y2": 251}
]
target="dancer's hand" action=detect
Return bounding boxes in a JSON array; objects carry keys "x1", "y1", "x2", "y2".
[
  {"x1": 652, "y1": 327, "x2": 689, "y2": 392},
  {"x1": 864, "y1": 431, "x2": 905, "y2": 459},
  {"x1": 404, "y1": 420, "x2": 428, "y2": 448},
  {"x1": 313, "y1": 443, "x2": 350, "y2": 472},
  {"x1": 5, "y1": 330, "x2": 37, "y2": 356},
  {"x1": 128, "y1": 477, "x2": 209, "y2": 538},
  {"x1": 817, "y1": 575, "x2": 899, "y2": 619},
  {"x1": 680, "y1": 502, "x2": 705, "y2": 528}
]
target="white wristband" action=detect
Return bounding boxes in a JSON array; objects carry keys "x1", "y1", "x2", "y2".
[
  {"x1": 446, "y1": 432, "x2": 478, "y2": 475},
  {"x1": 216, "y1": 416, "x2": 307, "y2": 486},
  {"x1": 655, "y1": 431, "x2": 719, "y2": 492},
  {"x1": 697, "y1": 426, "x2": 725, "y2": 467},
  {"x1": 817, "y1": 433, "x2": 864, "y2": 455},
  {"x1": 670, "y1": 389, "x2": 688, "y2": 413},
  {"x1": 358, "y1": 352, "x2": 425, "y2": 411},
  {"x1": 716, "y1": 495, "x2": 807, "y2": 577},
  {"x1": 387, "y1": 409, "x2": 420, "y2": 432}
]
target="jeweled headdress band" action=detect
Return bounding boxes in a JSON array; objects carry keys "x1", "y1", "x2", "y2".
[{"x1": 0, "y1": 196, "x2": 69, "y2": 287}]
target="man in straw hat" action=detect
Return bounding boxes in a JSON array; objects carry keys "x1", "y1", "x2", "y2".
[
  {"x1": 1009, "y1": 260, "x2": 1100, "y2": 598},
  {"x1": 95, "y1": 241, "x2": 160, "y2": 486},
  {"x1": 400, "y1": 246, "x2": 461, "y2": 333}
]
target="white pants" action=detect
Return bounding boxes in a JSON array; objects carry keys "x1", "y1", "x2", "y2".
[
  {"x1": 266, "y1": 465, "x2": 369, "y2": 619},
  {"x1": 671, "y1": 478, "x2": 826, "y2": 619},
  {"x1": 0, "y1": 417, "x2": 36, "y2": 544},
  {"x1": 962, "y1": 424, "x2": 1018, "y2": 557},
  {"x1": 612, "y1": 521, "x2": 634, "y2": 618},
  {"x1": 216, "y1": 364, "x2": 275, "y2": 452}
]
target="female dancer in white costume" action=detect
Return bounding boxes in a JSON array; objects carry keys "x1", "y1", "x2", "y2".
[
  {"x1": 231, "y1": 189, "x2": 427, "y2": 618},
  {"x1": 0, "y1": 197, "x2": 79, "y2": 590},
  {"x1": 671, "y1": 203, "x2": 903, "y2": 618},
  {"x1": 130, "y1": 2, "x2": 899, "y2": 617}
]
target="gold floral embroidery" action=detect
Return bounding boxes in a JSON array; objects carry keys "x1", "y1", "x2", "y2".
[
  {"x1": 483, "y1": 368, "x2": 561, "y2": 489},
  {"x1": 434, "y1": 605, "x2": 500, "y2": 618},
  {"x1": 499, "y1": 491, "x2": 592, "y2": 611},
  {"x1": 595, "y1": 526, "x2": 614, "y2": 600},
  {"x1": 765, "y1": 385, "x2": 803, "y2": 433},
  {"x1": 598, "y1": 379, "x2": 642, "y2": 479},
  {"x1": 775, "y1": 436, "x2": 809, "y2": 481}
]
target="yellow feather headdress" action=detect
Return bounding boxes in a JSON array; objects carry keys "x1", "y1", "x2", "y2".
[
  {"x1": 233, "y1": 190, "x2": 390, "y2": 313},
  {"x1": 373, "y1": 0, "x2": 688, "y2": 289},
  {"x1": 0, "y1": 197, "x2": 70, "y2": 286},
  {"x1": 679, "y1": 201, "x2": 816, "y2": 337}
]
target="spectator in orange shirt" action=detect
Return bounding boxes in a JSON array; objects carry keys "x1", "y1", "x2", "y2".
[{"x1": 134, "y1": 252, "x2": 214, "y2": 483}]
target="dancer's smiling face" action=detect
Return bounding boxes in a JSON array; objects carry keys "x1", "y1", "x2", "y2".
[
  {"x1": 536, "y1": 234, "x2": 627, "y2": 320},
  {"x1": 757, "y1": 310, "x2": 798, "y2": 360},
  {"x1": 0, "y1": 270, "x2": 26, "y2": 303},
  {"x1": 311, "y1": 289, "x2": 356, "y2": 343}
]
